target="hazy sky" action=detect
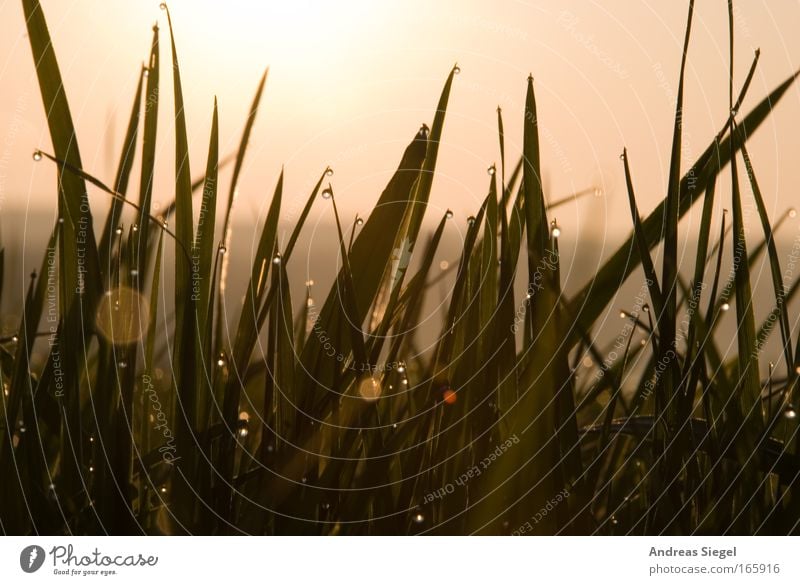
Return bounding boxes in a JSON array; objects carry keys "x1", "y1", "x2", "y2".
[{"x1": 1, "y1": 1, "x2": 799, "y2": 247}]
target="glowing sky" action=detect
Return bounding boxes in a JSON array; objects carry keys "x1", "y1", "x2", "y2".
[{"x1": 1, "y1": 0, "x2": 799, "y2": 248}]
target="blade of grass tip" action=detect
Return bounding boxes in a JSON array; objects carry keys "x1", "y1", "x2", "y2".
[
  {"x1": 522, "y1": 74, "x2": 547, "y2": 290},
  {"x1": 730, "y1": 125, "x2": 763, "y2": 436},
  {"x1": 221, "y1": 68, "x2": 268, "y2": 243},
  {"x1": 194, "y1": 99, "x2": 219, "y2": 431},
  {"x1": 622, "y1": 149, "x2": 665, "y2": 317},
  {"x1": 404, "y1": 64, "x2": 457, "y2": 248},
  {"x1": 661, "y1": 0, "x2": 694, "y2": 410},
  {"x1": 163, "y1": 2, "x2": 198, "y2": 529},
  {"x1": 568, "y1": 67, "x2": 800, "y2": 347},
  {"x1": 366, "y1": 64, "x2": 457, "y2": 341},
  {"x1": 329, "y1": 188, "x2": 369, "y2": 372},
  {"x1": 99, "y1": 66, "x2": 144, "y2": 275},
  {"x1": 23, "y1": 0, "x2": 101, "y2": 511},
  {"x1": 135, "y1": 23, "x2": 159, "y2": 282},
  {"x1": 737, "y1": 131, "x2": 793, "y2": 377},
  {"x1": 298, "y1": 129, "x2": 426, "y2": 416},
  {"x1": 253, "y1": 167, "x2": 329, "y2": 335}
]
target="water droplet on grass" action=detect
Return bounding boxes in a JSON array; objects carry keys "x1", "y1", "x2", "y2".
[{"x1": 358, "y1": 375, "x2": 382, "y2": 401}]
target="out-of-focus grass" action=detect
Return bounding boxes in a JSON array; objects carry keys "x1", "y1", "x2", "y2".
[{"x1": 1, "y1": 0, "x2": 800, "y2": 535}]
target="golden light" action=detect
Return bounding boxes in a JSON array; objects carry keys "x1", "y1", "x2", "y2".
[
  {"x1": 95, "y1": 286, "x2": 149, "y2": 345},
  {"x1": 358, "y1": 375, "x2": 382, "y2": 401}
]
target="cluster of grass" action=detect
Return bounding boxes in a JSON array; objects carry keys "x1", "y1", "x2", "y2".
[{"x1": 1, "y1": 0, "x2": 800, "y2": 535}]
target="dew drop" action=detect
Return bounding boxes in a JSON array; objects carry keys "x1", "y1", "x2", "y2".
[
  {"x1": 217, "y1": 353, "x2": 226, "y2": 367},
  {"x1": 143, "y1": 68, "x2": 149, "y2": 78},
  {"x1": 439, "y1": 260, "x2": 449, "y2": 270},
  {"x1": 397, "y1": 363, "x2": 406, "y2": 374},
  {"x1": 419, "y1": 124, "x2": 429, "y2": 138},
  {"x1": 467, "y1": 216, "x2": 475, "y2": 226},
  {"x1": 321, "y1": 187, "x2": 333, "y2": 200},
  {"x1": 619, "y1": 311, "x2": 626, "y2": 319},
  {"x1": 159, "y1": 2, "x2": 167, "y2": 10},
  {"x1": 58, "y1": 217, "x2": 64, "y2": 224},
  {"x1": 160, "y1": 486, "x2": 167, "y2": 493},
  {"x1": 130, "y1": 269, "x2": 139, "y2": 277},
  {"x1": 356, "y1": 217, "x2": 364, "y2": 226},
  {"x1": 413, "y1": 513, "x2": 425, "y2": 524},
  {"x1": 785, "y1": 404, "x2": 797, "y2": 420},
  {"x1": 721, "y1": 302, "x2": 730, "y2": 312},
  {"x1": 453, "y1": 64, "x2": 461, "y2": 74},
  {"x1": 238, "y1": 411, "x2": 250, "y2": 422},
  {"x1": 321, "y1": 501, "x2": 331, "y2": 510},
  {"x1": 643, "y1": 304, "x2": 650, "y2": 313},
  {"x1": 272, "y1": 253, "x2": 282, "y2": 265},
  {"x1": 790, "y1": 208, "x2": 797, "y2": 219},
  {"x1": 305, "y1": 279, "x2": 315, "y2": 287},
  {"x1": 593, "y1": 187, "x2": 604, "y2": 198},
  {"x1": 358, "y1": 375, "x2": 382, "y2": 401},
  {"x1": 551, "y1": 220, "x2": 561, "y2": 238},
  {"x1": 118, "y1": 361, "x2": 127, "y2": 369},
  {"x1": 132, "y1": 224, "x2": 139, "y2": 232},
  {"x1": 218, "y1": 245, "x2": 227, "y2": 255},
  {"x1": 487, "y1": 164, "x2": 496, "y2": 176},
  {"x1": 445, "y1": 209, "x2": 454, "y2": 219},
  {"x1": 11, "y1": 335, "x2": 18, "y2": 343},
  {"x1": 238, "y1": 427, "x2": 249, "y2": 438},
  {"x1": 115, "y1": 227, "x2": 123, "y2": 235},
  {"x1": 325, "y1": 167, "x2": 334, "y2": 177},
  {"x1": 32, "y1": 150, "x2": 42, "y2": 162}
]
